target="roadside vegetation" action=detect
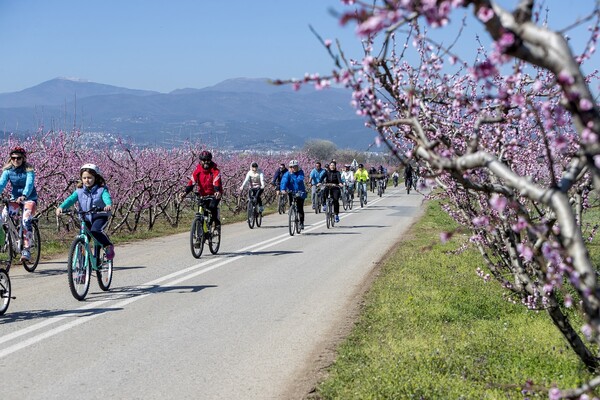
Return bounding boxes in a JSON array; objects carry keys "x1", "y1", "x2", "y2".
[{"x1": 314, "y1": 200, "x2": 596, "y2": 399}]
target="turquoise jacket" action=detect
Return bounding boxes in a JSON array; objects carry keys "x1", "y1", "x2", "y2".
[
  {"x1": 0, "y1": 166, "x2": 37, "y2": 201},
  {"x1": 59, "y1": 185, "x2": 112, "y2": 222}
]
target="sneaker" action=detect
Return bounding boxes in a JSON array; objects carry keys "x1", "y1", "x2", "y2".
[
  {"x1": 259, "y1": 206, "x2": 264, "y2": 213},
  {"x1": 105, "y1": 245, "x2": 115, "y2": 261},
  {"x1": 335, "y1": 215, "x2": 340, "y2": 223},
  {"x1": 20, "y1": 249, "x2": 30, "y2": 262},
  {"x1": 322, "y1": 205, "x2": 327, "y2": 212},
  {"x1": 300, "y1": 222, "x2": 304, "y2": 230}
]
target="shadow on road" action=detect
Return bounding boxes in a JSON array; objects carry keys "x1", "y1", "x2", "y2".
[
  {"x1": 0, "y1": 306, "x2": 122, "y2": 324},
  {"x1": 219, "y1": 250, "x2": 302, "y2": 257}
]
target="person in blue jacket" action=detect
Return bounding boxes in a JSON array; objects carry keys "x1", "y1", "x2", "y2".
[
  {"x1": 309, "y1": 161, "x2": 326, "y2": 210},
  {"x1": 280, "y1": 159, "x2": 306, "y2": 230},
  {"x1": 55, "y1": 163, "x2": 115, "y2": 260},
  {"x1": 0, "y1": 146, "x2": 38, "y2": 261}
]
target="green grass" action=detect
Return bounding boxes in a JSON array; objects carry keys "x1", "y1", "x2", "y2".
[{"x1": 315, "y1": 201, "x2": 594, "y2": 399}]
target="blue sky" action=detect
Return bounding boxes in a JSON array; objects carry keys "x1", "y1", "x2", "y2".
[{"x1": 0, "y1": 1, "x2": 597, "y2": 94}]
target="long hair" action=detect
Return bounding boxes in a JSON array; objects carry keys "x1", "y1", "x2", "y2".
[{"x1": 2, "y1": 155, "x2": 34, "y2": 172}]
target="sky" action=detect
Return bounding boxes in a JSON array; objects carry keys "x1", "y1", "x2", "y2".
[{"x1": 0, "y1": 1, "x2": 598, "y2": 94}]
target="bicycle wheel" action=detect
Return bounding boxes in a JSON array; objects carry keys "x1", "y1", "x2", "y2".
[
  {"x1": 256, "y1": 208, "x2": 262, "y2": 227},
  {"x1": 0, "y1": 225, "x2": 12, "y2": 273},
  {"x1": 190, "y1": 216, "x2": 205, "y2": 258},
  {"x1": 326, "y1": 204, "x2": 331, "y2": 229},
  {"x1": 359, "y1": 189, "x2": 364, "y2": 208},
  {"x1": 288, "y1": 206, "x2": 297, "y2": 236},
  {"x1": 247, "y1": 201, "x2": 255, "y2": 229},
  {"x1": 342, "y1": 192, "x2": 348, "y2": 211},
  {"x1": 22, "y1": 221, "x2": 41, "y2": 272},
  {"x1": 278, "y1": 196, "x2": 285, "y2": 214},
  {"x1": 96, "y1": 247, "x2": 113, "y2": 291},
  {"x1": 208, "y1": 222, "x2": 221, "y2": 254},
  {"x1": 348, "y1": 192, "x2": 354, "y2": 210},
  {"x1": 67, "y1": 238, "x2": 91, "y2": 301},
  {"x1": 0, "y1": 269, "x2": 10, "y2": 315}
]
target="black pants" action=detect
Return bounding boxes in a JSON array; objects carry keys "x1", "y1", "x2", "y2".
[
  {"x1": 201, "y1": 198, "x2": 221, "y2": 224},
  {"x1": 323, "y1": 187, "x2": 341, "y2": 215},
  {"x1": 288, "y1": 194, "x2": 305, "y2": 224},
  {"x1": 86, "y1": 216, "x2": 111, "y2": 247},
  {"x1": 249, "y1": 187, "x2": 264, "y2": 207}
]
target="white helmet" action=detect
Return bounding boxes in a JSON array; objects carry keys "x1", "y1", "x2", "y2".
[
  {"x1": 289, "y1": 159, "x2": 299, "y2": 167},
  {"x1": 80, "y1": 163, "x2": 103, "y2": 178}
]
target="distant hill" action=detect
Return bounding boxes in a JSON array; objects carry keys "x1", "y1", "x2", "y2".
[{"x1": 0, "y1": 77, "x2": 373, "y2": 150}]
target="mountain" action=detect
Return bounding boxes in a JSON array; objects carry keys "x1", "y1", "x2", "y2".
[{"x1": 0, "y1": 77, "x2": 373, "y2": 150}]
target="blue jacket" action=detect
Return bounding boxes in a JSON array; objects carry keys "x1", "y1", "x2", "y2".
[
  {"x1": 309, "y1": 168, "x2": 326, "y2": 185},
  {"x1": 280, "y1": 169, "x2": 307, "y2": 199},
  {"x1": 0, "y1": 166, "x2": 37, "y2": 201}
]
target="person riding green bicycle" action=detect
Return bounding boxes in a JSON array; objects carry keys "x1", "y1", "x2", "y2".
[
  {"x1": 0, "y1": 146, "x2": 39, "y2": 262},
  {"x1": 280, "y1": 160, "x2": 306, "y2": 230},
  {"x1": 178, "y1": 150, "x2": 223, "y2": 227},
  {"x1": 55, "y1": 163, "x2": 115, "y2": 260}
]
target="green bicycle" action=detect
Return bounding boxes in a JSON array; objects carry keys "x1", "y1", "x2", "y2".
[
  {"x1": 190, "y1": 194, "x2": 221, "y2": 258},
  {"x1": 63, "y1": 208, "x2": 114, "y2": 301}
]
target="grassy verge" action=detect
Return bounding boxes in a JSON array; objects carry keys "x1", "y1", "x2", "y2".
[{"x1": 315, "y1": 201, "x2": 594, "y2": 399}]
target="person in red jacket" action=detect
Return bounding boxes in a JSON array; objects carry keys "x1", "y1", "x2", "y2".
[{"x1": 179, "y1": 150, "x2": 223, "y2": 226}]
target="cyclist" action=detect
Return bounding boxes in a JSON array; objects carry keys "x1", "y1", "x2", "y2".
[
  {"x1": 271, "y1": 163, "x2": 288, "y2": 194},
  {"x1": 354, "y1": 163, "x2": 369, "y2": 206},
  {"x1": 0, "y1": 146, "x2": 38, "y2": 261},
  {"x1": 392, "y1": 170, "x2": 399, "y2": 186},
  {"x1": 178, "y1": 150, "x2": 223, "y2": 227},
  {"x1": 369, "y1": 166, "x2": 377, "y2": 192},
  {"x1": 309, "y1": 161, "x2": 326, "y2": 210},
  {"x1": 404, "y1": 163, "x2": 414, "y2": 190},
  {"x1": 240, "y1": 162, "x2": 265, "y2": 212},
  {"x1": 322, "y1": 161, "x2": 343, "y2": 223},
  {"x1": 280, "y1": 159, "x2": 306, "y2": 230},
  {"x1": 341, "y1": 164, "x2": 355, "y2": 200},
  {"x1": 56, "y1": 164, "x2": 115, "y2": 260}
]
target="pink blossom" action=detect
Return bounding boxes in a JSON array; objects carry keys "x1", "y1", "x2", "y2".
[
  {"x1": 580, "y1": 97, "x2": 594, "y2": 111},
  {"x1": 472, "y1": 215, "x2": 490, "y2": 228},
  {"x1": 477, "y1": 6, "x2": 494, "y2": 23},
  {"x1": 489, "y1": 194, "x2": 507, "y2": 212},
  {"x1": 517, "y1": 244, "x2": 534, "y2": 261},
  {"x1": 440, "y1": 231, "x2": 453, "y2": 243},
  {"x1": 557, "y1": 70, "x2": 575, "y2": 85}
]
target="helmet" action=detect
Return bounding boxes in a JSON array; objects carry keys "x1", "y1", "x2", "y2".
[
  {"x1": 80, "y1": 163, "x2": 102, "y2": 178},
  {"x1": 199, "y1": 150, "x2": 212, "y2": 162},
  {"x1": 251, "y1": 162, "x2": 258, "y2": 168},
  {"x1": 344, "y1": 164, "x2": 350, "y2": 168},
  {"x1": 10, "y1": 146, "x2": 26, "y2": 157},
  {"x1": 358, "y1": 163, "x2": 364, "y2": 168},
  {"x1": 289, "y1": 160, "x2": 299, "y2": 167}
]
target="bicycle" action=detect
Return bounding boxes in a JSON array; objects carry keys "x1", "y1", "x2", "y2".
[
  {"x1": 277, "y1": 192, "x2": 287, "y2": 214},
  {"x1": 356, "y1": 181, "x2": 368, "y2": 208},
  {"x1": 1, "y1": 198, "x2": 41, "y2": 272},
  {"x1": 62, "y1": 208, "x2": 113, "y2": 301},
  {"x1": 342, "y1": 181, "x2": 354, "y2": 211},
  {"x1": 393, "y1": 175, "x2": 399, "y2": 187},
  {"x1": 312, "y1": 184, "x2": 322, "y2": 214},
  {"x1": 246, "y1": 189, "x2": 263, "y2": 229},
  {"x1": 287, "y1": 192, "x2": 304, "y2": 236},
  {"x1": 190, "y1": 194, "x2": 221, "y2": 258},
  {"x1": 405, "y1": 176, "x2": 413, "y2": 194},
  {"x1": 377, "y1": 178, "x2": 385, "y2": 197},
  {"x1": 0, "y1": 226, "x2": 12, "y2": 315},
  {"x1": 323, "y1": 183, "x2": 339, "y2": 229}
]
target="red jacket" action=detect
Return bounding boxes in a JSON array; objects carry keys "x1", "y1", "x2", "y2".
[{"x1": 186, "y1": 162, "x2": 223, "y2": 196}]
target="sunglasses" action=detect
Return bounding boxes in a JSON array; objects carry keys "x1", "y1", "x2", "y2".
[{"x1": 11, "y1": 156, "x2": 23, "y2": 161}]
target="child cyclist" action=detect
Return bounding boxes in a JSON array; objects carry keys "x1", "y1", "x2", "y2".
[
  {"x1": 55, "y1": 164, "x2": 115, "y2": 260},
  {"x1": 0, "y1": 146, "x2": 38, "y2": 261}
]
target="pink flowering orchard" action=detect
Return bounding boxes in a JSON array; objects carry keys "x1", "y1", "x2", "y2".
[
  {"x1": 284, "y1": 0, "x2": 600, "y2": 397},
  {"x1": 3, "y1": 130, "x2": 310, "y2": 232}
]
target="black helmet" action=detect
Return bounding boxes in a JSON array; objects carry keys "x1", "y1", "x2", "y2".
[
  {"x1": 251, "y1": 162, "x2": 258, "y2": 168},
  {"x1": 199, "y1": 150, "x2": 212, "y2": 162}
]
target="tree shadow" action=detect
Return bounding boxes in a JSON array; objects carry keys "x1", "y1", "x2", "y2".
[
  {"x1": 218, "y1": 250, "x2": 302, "y2": 257},
  {"x1": 0, "y1": 306, "x2": 122, "y2": 324}
]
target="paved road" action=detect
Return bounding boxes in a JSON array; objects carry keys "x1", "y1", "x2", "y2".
[{"x1": 0, "y1": 186, "x2": 424, "y2": 400}]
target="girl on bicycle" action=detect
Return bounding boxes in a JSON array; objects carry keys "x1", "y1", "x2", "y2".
[
  {"x1": 0, "y1": 146, "x2": 38, "y2": 261},
  {"x1": 280, "y1": 160, "x2": 306, "y2": 230},
  {"x1": 240, "y1": 162, "x2": 265, "y2": 212},
  {"x1": 55, "y1": 164, "x2": 115, "y2": 260}
]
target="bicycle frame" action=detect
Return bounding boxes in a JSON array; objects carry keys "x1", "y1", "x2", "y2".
[
  {"x1": 1, "y1": 198, "x2": 40, "y2": 272},
  {"x1": 73, "y1": 213, "x2": 106, "y2": 272}
]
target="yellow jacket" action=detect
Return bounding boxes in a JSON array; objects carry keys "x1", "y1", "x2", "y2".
[{"x1": 354, "y1": 169, "x2": 369, "y2": 182}]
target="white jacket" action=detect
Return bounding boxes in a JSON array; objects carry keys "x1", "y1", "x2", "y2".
[{"x1": 240, "y1": 170, "x2": 265, "y2": 190}]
